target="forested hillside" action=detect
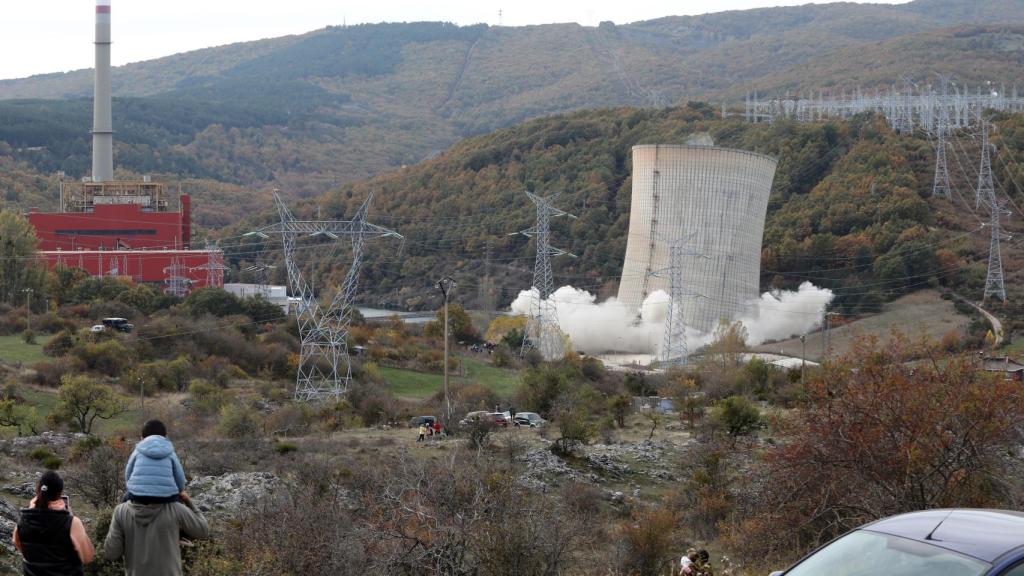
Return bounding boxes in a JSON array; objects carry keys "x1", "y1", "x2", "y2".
[
  {"x1": 228, "y1": 105, "x2": 1024, "y2": 321},
  {"x1": 1, "y1": 1, "x2": 1024, "y2": 215}
]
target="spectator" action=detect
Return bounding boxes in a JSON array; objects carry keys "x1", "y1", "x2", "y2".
[
  {"x1": 103, "y1": 491, "x2": 209, "y2": 576},
  {"x1": 124, "y1": 419, "x2": 188, "y2": 504},
  {"x1": 13, "y1": 470, "x2": 95, "y2": 575},
  {"x1": 417, "y1": 423, "x2": 427, "y2": 442}
]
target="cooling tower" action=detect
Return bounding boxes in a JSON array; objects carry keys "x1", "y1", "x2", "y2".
[{"x1": 617, "y1": 144, "x2": 778, "y2": 333}]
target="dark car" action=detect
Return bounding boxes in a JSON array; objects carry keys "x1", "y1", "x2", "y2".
[
  {"x1": 512, "y1": 412, "x2": 546, "y2": 428},
  {"x1": 409, "y1": 415, "x2": 437, "y2": 428},
  {"x1": 102, "y1": 317, "x2": 134, "y2": 333},
  {"x1": 770, "y1": 509, "x2": 1024, "y2": 576}
]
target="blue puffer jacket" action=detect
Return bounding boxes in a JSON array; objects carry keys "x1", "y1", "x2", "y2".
[{"x1": 124, "y1": 435, "x2": 186, "y2": 498}]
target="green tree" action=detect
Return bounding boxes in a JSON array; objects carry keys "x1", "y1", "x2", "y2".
[
  {"x1": 0, "y1": 398, "x2": 42, "y2": 436},
  {"x1": 183, "y1": 287, "x2": 243, "y2": 317},
  {"x1": 713, "y1": 395, "x2": 761, "y2": 439},
  {"x1": 55, "y1": 375, "x2": 128, "y2": 434},
  {"x1": 424, "y1": 303, "x2": 478, "y2": 342},
  {"x1": 242, "y1": 296, "x2": 286, "y2": 323},
  {"x1": 0, "y1": 210, "x2": 45, "y2": 306}
]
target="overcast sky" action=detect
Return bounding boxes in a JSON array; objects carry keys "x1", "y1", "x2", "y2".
[{"x1": 2, "y1": 0, "x2": 905, "y2": 80}]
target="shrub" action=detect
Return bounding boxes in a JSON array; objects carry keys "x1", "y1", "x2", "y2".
[
  {"x1": 617, "y1": 507, "x2": 680, "y2": 576},
  {"x1": 273, "y1": 441, "x2": 299, "y2": 455},
  {"x1": 187, "y1": 379, "x2": 232, "y2": 415},
  {"x1": 22, "y1": 329, "x2": 36, "y2": 345},
  {"x1": 70, "y1": 339, "x2": 131, "y2": 376},
  {"x1": 464, "y1": 418, "x2": 493, "y2": 449},
  {"x1": 72, "y1": 440, "x2": 129, "y2": 508},
  {"x1": 42, "y1": 455, "x2": 63, "y2": 470},
  {"x1": 69, "y1": 435, "x2": 104, "y2": 462},
  {"x1": 218, "y1": 403, "x2": 262, "y2": 439},
  {"x1": 43, "y1": 329, "x2": 76, "y2": 357},
  {"x1": 29, "y1": 447, "x2": 55, "y2": 461},
  {"x1": 713, "y1": 396, "x2": 762, "y2": 438},
  {"x1": 551, "y1": 410, "x2": 593, "y2": 457}
]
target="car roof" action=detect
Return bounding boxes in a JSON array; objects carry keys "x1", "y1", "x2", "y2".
[{"x1": 863, "y1": 509, "x2": 1024, "y2": 562}]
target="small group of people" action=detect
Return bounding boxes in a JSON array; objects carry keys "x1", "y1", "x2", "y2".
[
  {"x1": 416, "y1": 419, "x2": 443, "y2": 442},
  {"x1": 680, "y1": 548, "x2": 714, "y2": 575},
  {"x1": 11, "y1": 419, "x2": 209, "y2": 576}
]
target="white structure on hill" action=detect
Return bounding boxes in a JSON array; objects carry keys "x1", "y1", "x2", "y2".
[{"x1": 223, "y1": 283, "x2": 296, "y2": 313}]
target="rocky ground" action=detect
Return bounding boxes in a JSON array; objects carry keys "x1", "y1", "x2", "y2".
[{"x1": 0, "y1": 418, "x2": 697, "y2": 574}]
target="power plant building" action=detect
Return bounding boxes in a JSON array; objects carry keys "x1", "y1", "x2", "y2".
[
  {"x1": 27, "y1": 0, "x2": 222, "y2": 294},
  {"x1": 617, "y1": 143, "x2": 777, "y2": 333}
]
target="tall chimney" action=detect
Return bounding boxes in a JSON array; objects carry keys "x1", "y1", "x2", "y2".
[{"x1": 92, "y1": 0, "x2": 114, "y2": 182}]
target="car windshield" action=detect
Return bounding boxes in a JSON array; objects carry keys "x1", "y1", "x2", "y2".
[{"x1": 785, "y1": 531, "x2": 990, "y2": 576}]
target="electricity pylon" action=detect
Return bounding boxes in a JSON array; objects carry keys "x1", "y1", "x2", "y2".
[
  {"x1": 258, "y1": 191, "x2": 402, "y2": 402},
  {"x1": 977, "y1": 121, "x2": 1010, "y2": 303},
  {"x1": 511, "y1": 191, "x2": 575, "y2": 360},
  {"x1": 191, "y1": 240, "x2": 227, "y2": 288},
  {"x1": 163, "y1": 256, "x2": 190, "y2": 297},
  {"x1": 932, "y1": 76, "x2": 953, "y2": 200},
  {"x1": 648, "y1": 234, "x2": 707, "y2": 366}
]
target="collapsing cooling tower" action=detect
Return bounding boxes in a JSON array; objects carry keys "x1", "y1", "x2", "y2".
[{"x1": 617, "y1": 143, "x2": 778, "y2": 333}]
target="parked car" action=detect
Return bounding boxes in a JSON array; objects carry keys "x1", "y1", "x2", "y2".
[
  {"x1": 513, "y1": 412, "x2": 546, "y2": 428},
  {"x1": 409, "y1": 415, "x2": 437, "y2": 428},
  {"x1": 769, "y1": 509, "x2": 1024, "y2": 576},
  {"x1": 459, "y1": 411, "x2": 491, "y2": 427},
  {"x1": 89, "y1": 324, "x2": 105, "y2": 333},
  {"x1": 488, "y1": 412, "x2": 509, "y2": 427},
  {"x1": 102, "y1": 317, "x2": 134, "y2": 333}
]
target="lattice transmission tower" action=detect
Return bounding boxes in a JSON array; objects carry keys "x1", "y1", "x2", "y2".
[
  {"x1": 977, "y1": 121, "x2": 1010, "y2": 303},
  {"x1": 648, "y1": 234, "x2": 707, "y2": 366},
  {"x1": 512, "y1": 191, "x2": 575, "y2": 360},
  {"x1": 932, "y1": 76, "x2": 953, "y2": 200},
  {"x1": 258, "y1": 191, "x2": 402, "y2": 402},
  {"x1": 163, "y1": 256, "x2": 190, "y2": 297},
  {"x1": 191, "y1": 240, "x2": 227, "y2": 288}
]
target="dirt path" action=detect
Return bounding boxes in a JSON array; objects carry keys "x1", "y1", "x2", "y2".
[{"x1": 954, "y1": 294, "x2": 1004, "y2": 346}]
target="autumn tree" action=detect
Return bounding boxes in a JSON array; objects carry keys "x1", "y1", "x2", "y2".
[
  {"x1": 424, "y1": 303, "x2": 478, "y2": 342},
  {"x1": 0, "y1": 210, "x2": 45, "y2": 307},
  {"x1": 54, "y1": 375, "x2": 129, "y2": 434},
  {"x1": 725, "y1": 334, "x2": 1024, "y2": 565}
]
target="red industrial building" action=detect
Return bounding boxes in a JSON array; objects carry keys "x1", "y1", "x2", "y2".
[
  {"x1": 24, "y1": 0, "x2": 224, "y2": 296},
  {"x1": 28, "y1": 180, "x2": 223, "y2": 294}
]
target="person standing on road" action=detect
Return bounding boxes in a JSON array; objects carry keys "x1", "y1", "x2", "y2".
[
  {"x1": 13, "y1": 471, "x2": 95, "y2": 576},
  {"x1": 433, "y1": 420, "x2": 442, "y2": 439},
  {"x1": 417, "y1": 424, "x2": 427, "y2": 442},
  {"x1": 103, "y1": 491, "x2": 209, "y2": 576}
]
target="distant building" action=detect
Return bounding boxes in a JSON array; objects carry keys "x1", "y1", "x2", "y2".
[
  {"x1": 980, "y1": 356, "x2": 1024, "y2": 381},
  {"x1": 223, "y1": 283, "x2": 295, "y2": 313}
]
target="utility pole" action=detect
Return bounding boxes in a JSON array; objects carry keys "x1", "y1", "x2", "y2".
[
  {"x1": 22, "y1": 288, "x2": 33, "y2": 332},
  {"x1": 438, "y1": 277, "x2": 456, "y2": 427},
  {"x1": 800, "y1": 334, "x2": 806, "y2": 385}
]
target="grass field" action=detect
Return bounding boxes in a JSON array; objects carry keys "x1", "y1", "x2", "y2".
[
  {"x1": 0, "y1": 334, "x2": 54, "y2": 365},
  {"x1": 0, "y1": 385, "x2": 141, "y2": 439},
  {"x1": 381, "y1": 356, "x2": 521, "y2": 401}
]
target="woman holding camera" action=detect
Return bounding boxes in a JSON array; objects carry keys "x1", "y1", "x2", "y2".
[{"x1": 12, "y1": 470, "x2": 95, "y2": 576}]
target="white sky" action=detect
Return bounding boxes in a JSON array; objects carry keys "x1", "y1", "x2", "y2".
[{"x1": 3, "y1": 0, "x2": 905, "y2": 81}]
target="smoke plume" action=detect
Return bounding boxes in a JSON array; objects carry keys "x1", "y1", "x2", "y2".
[{"x1": 509, "y1": 281, "x2": 834, "y2": 355}]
